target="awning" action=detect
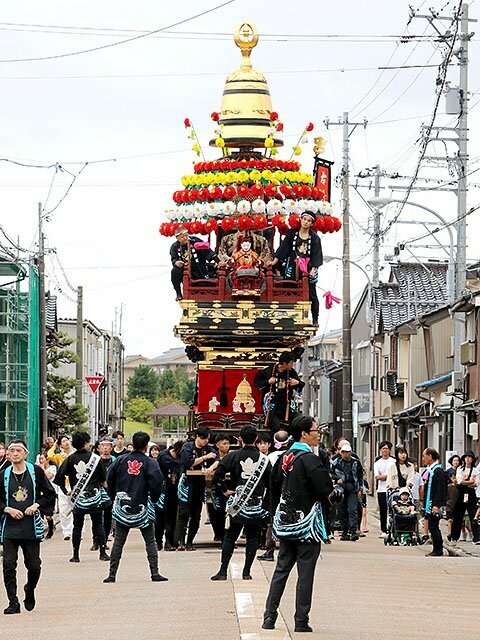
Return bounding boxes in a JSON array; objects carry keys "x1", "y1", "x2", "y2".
[
  {"x1": 415, "y1": 372, "x2": 452, "y2": 393},
  {"x1": 354, "y1": 340, "x2": 370, "y2": 350},
  {"x1": 393, "y1": 400, "x2": 430, "y2": 420}
]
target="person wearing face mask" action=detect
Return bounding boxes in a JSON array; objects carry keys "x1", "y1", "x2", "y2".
[
  {"x1": 268, "y1": 211, "x2": 323, "y2": 326},
  {"x1": 170, "y1": 226, "x2": 219, "y2": 301}
]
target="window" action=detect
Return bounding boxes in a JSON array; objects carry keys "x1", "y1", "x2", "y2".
[
  {"x1": 358, "y1": 347, "x2": 369, "y2": 377},
  {"x1": 390, "y1": 335, "x2": 398, "y2": 370}
]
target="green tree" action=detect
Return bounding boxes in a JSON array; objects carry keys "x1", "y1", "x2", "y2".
[
  {"x1": 47, "y1": 332, "x2": 88, "y2": 429},
  {"x1": 127, "y1": 365, "x2": 160, "y2": 403},
  {"x1": 157, "y1": 368, "x2": 195, "y2": 405},
  {"x1": 125, "y1": 396, "x2": 155, "y2": 423},
  {"x1": 158, "y1": 369, "x2": 177, "y2": 398}
]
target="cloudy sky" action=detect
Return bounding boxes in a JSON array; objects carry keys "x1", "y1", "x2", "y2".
[{"x1": 0, "y1": 0, "x2": 479, "y2": 357}]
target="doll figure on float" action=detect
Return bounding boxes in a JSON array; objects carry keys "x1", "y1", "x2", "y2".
[{"x1": 227, "y1": 235, "x2": 264, "y2": 295}]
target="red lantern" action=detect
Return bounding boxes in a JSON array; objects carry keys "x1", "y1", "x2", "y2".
[
  {"x1": 270, "y1": 111, "x2": 279, "y2": 121},
  {"x1": 305, "y1": 122, "x2": 314, "y2": 132},
  {"x1": 238, "y1": 215, "x2": 253, "y2": 231},
  {"x1": 211, "y1": 112, "x2": 220, "y2": 122},
  {"x1": 276, "y1": 122, "x2": 284, "y2": 132},
  {"x1": 237, "y1": 184, "x2": 250, "y2": 198},
  {"x1": 289, "y1": 214, "x2": 301, "y2": 229},
  {"x1": 221, "y1": 217, "x2": 235, "y2": 231},
  {"x1": 204, "y1": 219, "x2": 218, "y2": 233},
  {"x1": 223, "y1": 185, "x2": 236, "y2": 200},
  {"x1": 184, "y1": 117, "x2": 191, "y2": 128},
  {"x1": 253, "y1": 214, "x2": 267, "y2": 230}
]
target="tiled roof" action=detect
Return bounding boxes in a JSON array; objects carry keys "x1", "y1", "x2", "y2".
[
  {"x1": 149, "y1": 348, "x2": 188, "y2": 365},
  {"x1": 374, "y1": 262, "x2": 448, "y2": 333}
]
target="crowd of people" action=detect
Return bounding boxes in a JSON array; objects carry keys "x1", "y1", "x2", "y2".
[{"x1": 0, "y1": 425, "x2": 479, "y2": 631}]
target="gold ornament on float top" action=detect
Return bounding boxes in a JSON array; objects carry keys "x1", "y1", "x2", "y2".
[{"x1": 209, "y1": 22, "x2": 283, "y2": 150}]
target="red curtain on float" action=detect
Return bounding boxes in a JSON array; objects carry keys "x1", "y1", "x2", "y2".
[{"x1": 196, "y1": 369, "x2": 263, "y2": 413}]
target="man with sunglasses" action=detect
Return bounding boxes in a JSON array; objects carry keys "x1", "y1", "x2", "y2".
[{"x1": 263, "y1": 416, "x2": 332, "y2": 633}]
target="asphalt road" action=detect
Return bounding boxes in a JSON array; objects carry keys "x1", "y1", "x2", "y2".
[{"x1": 1, "y1": 511, "x2": 478, "y2": 640}]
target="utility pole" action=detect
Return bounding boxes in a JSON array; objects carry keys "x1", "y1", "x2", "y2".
[
  {"x1": 453, "y1": 2, "x2": 471, "y2": 454},
  {"x1": 75, "y1": 286, "x2": 83, "y2": 405},
  {"x1": 325, "y1": 112, "x2": 367, "y2": 443},
  {"x1": 38, "y1": 203, "x2": 48, "y2": 443}
]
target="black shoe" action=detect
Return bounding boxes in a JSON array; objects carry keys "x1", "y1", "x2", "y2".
[
  {"x1": 425, "y1": 551, "x2": 443, "y2": 557},
  {"x1": 258, "y1": 551, "x2": 274, "y2": 561},
  {"x1": 90, "y1": 543, "x2": 99, "y2": 551},
  {"x1": 4, "y1": 601, "x2": 20, "y2": 615},
  {"x1": 186, "y1": 544, "x2": 196, "y2": 551},
  {"x1": 294, "y1": 623, "x2": 313, "y2": 632},
  {"x1": 262, "y1": 618, "x2": 276, "y2": 630},
  {"x1": 242, "y1": 574, "x2": 252, "y2": 580},
  {"x1": 99, "y1": 552, "x2": 110, "y2": 561},
  {"x1": 64, "y1": 536, "x2": 70, "y2": 541},
  {"x1": 69, "y1": 556, "x2": 80, "y2": 563},
  {"x1": 23, "y1": 586, "x2": 35, "y2": 612},
  {"x1": 103, "y1": 576, "x2": 116, "y2": 583},
  {"x1": 210, "y1": 571, "x2": 227, "y2": 581},
  {"x1": 340, "y1": 531, "x2": 350, "y2": 541},
  {"x1": 46, "y1": 530, "x2": 54, "y2": 539},
  {"x1": 151, "y1": 574, "x2": 168, "y2": 582},
  {"x1": 350, "y1": 530, "x2": 359, "y2": 542}
]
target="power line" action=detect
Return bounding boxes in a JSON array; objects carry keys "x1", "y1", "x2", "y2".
[
  {"x1": 0, "y1": 1, "x2": 237, "y2": 63},
  {"x1": 380, "y1": 2, "x2": 463, "y2": 240}
]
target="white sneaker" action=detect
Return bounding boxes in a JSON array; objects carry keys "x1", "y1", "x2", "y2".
[{"x1": 378, "y1": 533, "x2": 387, "y2": 539}]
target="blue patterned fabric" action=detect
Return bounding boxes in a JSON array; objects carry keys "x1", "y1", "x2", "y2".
[
  {"x1": 273, "y1": 499, "x2": 328, "y2": 543},
  {"x1": 112, "y1": 491, "x2": 156, "y2": 529},
  {"x1": 226, "y1": 486, "x2": 269, "y2": 523},
  {"x1": 177, "y1": 474, "x2": 189, "y2": 503}
]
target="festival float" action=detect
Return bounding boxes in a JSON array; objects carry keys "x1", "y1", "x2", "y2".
[{"x1": 159, "y1": 23, "x2": 341, "y2": 434}]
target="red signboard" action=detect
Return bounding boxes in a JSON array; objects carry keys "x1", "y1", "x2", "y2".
[
  {"x1": 313, "y1": 157, "x2": 333, "y2": 202},
  {"x1": 85, "y1": 375, "x2": 104, "y2": 393}
]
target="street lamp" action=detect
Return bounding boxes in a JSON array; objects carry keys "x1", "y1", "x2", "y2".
[{"x1": 367, "y1": 196, "x2": 455, "y2": 302}]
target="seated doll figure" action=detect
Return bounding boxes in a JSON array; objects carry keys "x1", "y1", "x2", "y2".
[{"x1": 227, "y1": 236, "x2": 264, "y2": 292}]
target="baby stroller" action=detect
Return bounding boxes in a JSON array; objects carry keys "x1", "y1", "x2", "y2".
[{"x1": 384, "y1": 487, "x2": 421, "y2": 546}]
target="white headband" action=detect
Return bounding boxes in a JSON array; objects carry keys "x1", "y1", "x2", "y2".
[{"x1": 8, "y1": 442, "x2": 29, "y2": 453}]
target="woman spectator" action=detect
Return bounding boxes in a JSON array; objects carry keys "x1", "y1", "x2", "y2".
[
  {"x1": 386, "y1": 446, "x2": 414, "y2": 490},
  {"x1": 38, "y1": 453, "x2": 57, "y2": 539},
  {"x1": 0, "y1": 442, "x2": 10, "y2": 473},
  {"x1": 149, "y1": 443, "x2": 163, "y2": 549},
  {"x1": 451, "y1": 451, "x2": 479, "y2": 544},
  {"x1": 445, "y1": 454, "x2": 461, "y2": 541}
]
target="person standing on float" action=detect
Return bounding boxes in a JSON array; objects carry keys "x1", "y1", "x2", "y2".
[{"x1": 268, "y1": 211, "x2": 323, "y2": 326}]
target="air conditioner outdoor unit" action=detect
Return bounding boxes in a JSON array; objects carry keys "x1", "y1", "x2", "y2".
[
  {"x1": 467, "y1": 422, "x2": 479, "y2": 439},
  {"x1": 460, "y1": 340, "x2": 476, "y2": 366}
]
